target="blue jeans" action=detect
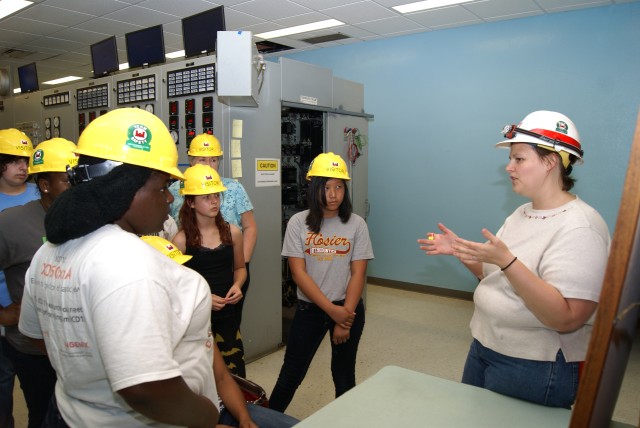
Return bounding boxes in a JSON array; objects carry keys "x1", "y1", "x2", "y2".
[
  {"x1": 269, "y1": 299, "x2": 365, "y2": 412},
  {"x1": 0, "y1": 338, "x2": 15, "y2": 428},
  {"x1": 2, "y1": 338, "x2": 57, "y2": 428},
  {"x1": 42, "y1": 393, "x2": 299, "y2": 428},
  {"x1": 41, "y1": 395, "x2": 69, "y2": 428},
  {"x1": 461, "y1": 338, "x2": 579, "y2": 408},
  {"x1": 218, "y1": 403, "x2": 299, "y2": 427}
]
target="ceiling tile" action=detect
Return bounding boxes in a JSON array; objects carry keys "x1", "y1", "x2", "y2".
[
  {"x1": 463, "y1": 0, "x2": 543, "y2": 19},
  {"x1": 40, "y1": 0, "x2": 131, "y2": 16},
  {"x1": 405, "y1": 5, "x2": 483, "y2": 29},
  {"x1": 38, "y1": 58, "x2": 89, "y2": 70},
  {"x1": 291, "y1": 0, "x2": 363, "y2": 9},
  {"x1": 16, "y1": 5, "x2": 95, "y2": 27},
  {"x1": 241, "y1": 22, "x2": 285, "y2": 34},
  {"x1": 163, "y1": 20, "x2": 182, "y2": 35},
  {"x1": 337, "y1": 26, "x2": 378, "y2": 38},
  {"x1": 73, "y1": 18, "x2": 145, "y2": 35},
  {"x1": 272, "y1": 12, "x2": 333, "y2": 27},
  {"x1": 54, "y1": 51, "x2": 91, "y2": 64},
  {"x1": 322, "y1": 1, "x2": 399, "y2": 24},
  {"x1": 163, "y1": 32, "x2": 183, "y2": 49},
  {"x1": 371, "y1": 0, "x2": 416, "y2": 6},
  {"x1": 104, "y1": 5, "x2": 180, "y2": 26},
  {"x1": 212, "y1": 0, "x2": 249, "y2": 6},
  {"x1": 223, "y1": 8, "x2": 266, "y2": 30},
  {"x1": 24, "y1": 37, "x2": 85, "y2": 52},
  {"x1": 0, "y1": 29, "x2": 40, "y2": 45},
  {"x1": 0, "y1": 17, "x2": 66, "y2": 36},
  {"x1": 50, "y1": 28, "x2": 113, "y2": 45},
  {"x1": 536, "y1": 0, "x2": 610, "y2": 12},
  {"x1": 13, "y1": 52, "x2": 57, "y2": 62},
  {"x1": 137, "y1": 0, "x2": 218, "y2": 16},
  {"x1": 232, "y1": 0, "x2": 312, "y2": 21},
  {"x1": 356, "y1": 16, "x2": 425, "y2": 35}
]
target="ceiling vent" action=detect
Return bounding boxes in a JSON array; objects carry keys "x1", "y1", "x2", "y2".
[
  {"x1": 255, "y1": 40, "x2": 294, "y2": 54},
  {"x1": 300, "y1": 33, "x2": 350, "y2": 44},
  {"x1": 1, "y1": 48, "x2": 34, "y2": 59}
]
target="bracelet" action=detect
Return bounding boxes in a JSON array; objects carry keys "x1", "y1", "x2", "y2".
[{"x1": 501, "y1": 256, "x2": 517, "y2": 271}]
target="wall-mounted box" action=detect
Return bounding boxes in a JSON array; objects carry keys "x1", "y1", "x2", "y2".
[{"x1": 217, "y1": 31, "x2": 259, "y2": 107}]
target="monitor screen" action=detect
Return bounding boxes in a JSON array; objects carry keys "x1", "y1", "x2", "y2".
[
  {"x1": 91, "y1": 36, "x2": 120, "y2": 78},
  {"x1": 17, "y1": 62, "x2": 39, "y2": 93},
  {"x1": 125, "y1": 24, "x2": 166, "y2": 69},
  {"x1": 182, "y1": 6, "x2": 226, "y2": 58}
]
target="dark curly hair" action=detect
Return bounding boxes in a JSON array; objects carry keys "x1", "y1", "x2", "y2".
[{"x1": 45, "y1": 156, "x2": 152, "y2": 244}]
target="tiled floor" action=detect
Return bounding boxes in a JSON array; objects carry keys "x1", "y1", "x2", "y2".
[
  {"x1": 11, "y1": 284, "x2": 640, "y2": 426},
  {"x1": 249, "y1": 285, "x2": 640, "y2": 424}
]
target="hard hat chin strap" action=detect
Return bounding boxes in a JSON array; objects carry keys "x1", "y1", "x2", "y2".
[
  {"x1": 537, "y1": 145, "x2": 571, "y2": 169},
  {"x1": 67, "y1": 160, "x2": 123, "y2": 185}
]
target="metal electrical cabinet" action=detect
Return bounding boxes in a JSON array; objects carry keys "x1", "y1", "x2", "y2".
[
  {"x1": 0, "y1": 53, "x2": 371, "y2": 361},
  {"x1": 277, "y1": 59, "x2": 372, "y2": 342}
]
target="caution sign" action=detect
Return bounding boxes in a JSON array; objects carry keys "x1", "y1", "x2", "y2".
[{"x1": 256, "y1": 158, "x2": 280, "y2": 187}]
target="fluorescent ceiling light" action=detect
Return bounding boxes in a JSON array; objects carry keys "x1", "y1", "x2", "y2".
[
  {"x1": 43, "y1": 76, "x2": 82, "y2": 85},
  {"x1": 0, "y1": 0, "x2": 32, "y2": 20},
  {"x1": 394, "y1": 0, "x2": 469, "y2": 14},
  {"x1": 119, "y1": 63, "x2": 129, "y2": 70},
  {"x1": 166, "y1": 50, "x2": 185, "y2": 59},
  {"x1": 13, "y1": 87, "x2": 21, "y2": 94},
  {"x1": 255, "y1": 19, "x2": 344, "y2": 40}
]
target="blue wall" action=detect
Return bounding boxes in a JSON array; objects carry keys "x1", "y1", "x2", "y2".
[{"x1": 279, "y1": 4, "x2": 640, "y2": 292}]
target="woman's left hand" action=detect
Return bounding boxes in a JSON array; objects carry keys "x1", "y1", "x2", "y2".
[
  {"x1": 225, "y1": 285, "x2": 243, "y2": 305},
  {"x1": 332, "y1": 324, "x2": 351, "y2": 345},
  {"x1": 452, "y1": 228, "x2": 514, "y2": 268}
]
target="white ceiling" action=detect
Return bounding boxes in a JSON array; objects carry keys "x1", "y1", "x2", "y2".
[{"x1": 0, "y1": 0, "x2": 636, "y2": 86}]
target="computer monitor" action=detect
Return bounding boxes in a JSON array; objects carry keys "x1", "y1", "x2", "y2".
[
  {"x1": 17, "y1": 62, "x2": 39, "y2": 93},
  {"x1": 182, "y1": 6, "x2": 226, "y2": 58},
  {"x1": 91, "y1": 36, "x2": 119, "y2": 78},
  {"x1": 125, "y1": 24, "x2": 166, "y2": 69}
]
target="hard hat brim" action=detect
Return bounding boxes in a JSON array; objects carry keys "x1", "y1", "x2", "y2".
[
  {"x1": 166, "y1": 166, "x2": 185, "y2": 180},
  {"x1": 173, "y1": 254, "x2": 193, "y2": 265},
  {"x1": 179, "y1": 184, "x2": 227, "y2": 196}
]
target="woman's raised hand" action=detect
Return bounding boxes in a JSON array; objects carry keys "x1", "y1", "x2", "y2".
[{"x1": 418, "y1": 223, "x2": 459, "y2": 256}]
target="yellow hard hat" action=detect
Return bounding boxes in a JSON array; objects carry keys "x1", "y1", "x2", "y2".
[
  {"x1": 29, "y1": 138, "x2": 78, "y2": 174},
  {"x1": 0, "y1": 128, "x2": 33, "y2": 157},
  {"x1": 140, "y1": 235, "x2": 192, "y2": 265},
  {"x1": 188, "y1": 133, "x2": 223, "y2": 157},
  {"x1": 306, "y1": 152, "x2": 350, "y2": 181},
  {"x1": 75, "y1": 108, "x2": 184, "y2": 179},
  {"x1": 180, "y1": 164, "x2": 227, "y2": 195}
]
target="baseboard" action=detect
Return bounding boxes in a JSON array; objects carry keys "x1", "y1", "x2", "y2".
[{"x1": 367, "y1": 276, "x2": 473, "y2": 301}]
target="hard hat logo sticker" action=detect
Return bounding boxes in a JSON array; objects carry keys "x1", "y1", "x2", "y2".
[
  {"x1": 126, "y1": 124, "x2": 152, "y2": 152},
  {"x1": 556, "y1": 121, "x2": 569, "y2": 135},
  {"x1": 33, "y1": 149, "x2": 44, "y2": 165},
  {"x1": 21, "y1": 139, "x2": 29, "y2": 145}
]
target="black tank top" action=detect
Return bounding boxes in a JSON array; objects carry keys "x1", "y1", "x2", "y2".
[{"x1": 185, "y1": 243, "x2": 235, "y2": 319}]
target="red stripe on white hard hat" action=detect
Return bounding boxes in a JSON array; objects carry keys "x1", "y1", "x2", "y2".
[{"x1": 529, "y1": 128, "x2": 581, "y2": 150}]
